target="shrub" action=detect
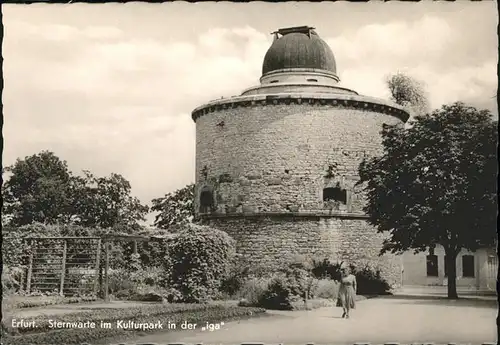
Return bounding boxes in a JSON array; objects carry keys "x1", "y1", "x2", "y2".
[
  {"x1": 256, "y1": 258, "x2": 320, "y2": 310},
  {"x1": 219, "y1": 255, "x2": 253, "y2": 297},
  {"x1": 107, "y1": 269, "x2": 135, "y2": 296},
  {"x1": 314, "y1": 278, "x2": 339, "y2": 300},
  {"x1": 257, "y1": 274, "x2": 293, "y2": 310},
  {"x1": 126, "y1": 236, "x2": 172, "y2": 268},
  {"x1": 167, "y1": 224, "x2": 236, "y2": 303},
  {"x1": 2, "y1": 266, "x2": 24, "y2": 295},
  {"x1": 117, "y1": 285, "x2": 167, "y2": 302},
  {"x1": 350, "y1": 264, "x2": 391, "y2": 295},
  {"x1": 236, "y1": 277, "x2": 269, "y2": 306},
  {"x1": 311, "y1": 257, "x2": 342, "y2": 281},
  {"x1": 107, "y1": 266, "x2": 167, "y2": 302},
  {"x1": 277, "y1": 258, "x2": 318, "y2": 300},
  {"x1": 131, "y1": 266, "x2": 164, "y2": 286},
  {"x1": 2, "y1": 223, "x2": 61, "y2": 268}
]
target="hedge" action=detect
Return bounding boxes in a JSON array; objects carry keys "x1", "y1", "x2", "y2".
[{"x1": 2, "y1": 304, "x2": 266, "y2": 345}]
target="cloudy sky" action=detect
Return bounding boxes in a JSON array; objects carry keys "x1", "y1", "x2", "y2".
[{"x1": 2, "y1": 2, "x2": 497, "y2": 223}]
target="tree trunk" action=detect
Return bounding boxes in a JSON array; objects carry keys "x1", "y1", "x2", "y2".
[{"x1": 445, "y1": 248, "x2": 459, "y2": 299}]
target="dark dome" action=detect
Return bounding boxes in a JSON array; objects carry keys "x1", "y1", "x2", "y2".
[{"x1": 262, "y1": 27, "x2": 337, "y2": 76}]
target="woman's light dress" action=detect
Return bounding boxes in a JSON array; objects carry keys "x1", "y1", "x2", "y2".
[{"x1": 336, "y1": 274, "x2": 356, "y2": 309}]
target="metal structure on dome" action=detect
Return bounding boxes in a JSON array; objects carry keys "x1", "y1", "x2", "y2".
[{"x1": 262, "y1": 25, "x2": 337, "y2": 78}]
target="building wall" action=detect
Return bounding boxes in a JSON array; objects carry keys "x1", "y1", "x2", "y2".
[
  {"x1": 193, "y1": 99, "x2": 405, "y2": 286},
  {"x1": 401, "y1": 245, "x2": 497, "y2": 291},
  {"x1": 204, "y1": 216, "x2": 402, "y2": 287},
  {"x1": 194, "y1": 102, "x2": 403, "y2": 216}
]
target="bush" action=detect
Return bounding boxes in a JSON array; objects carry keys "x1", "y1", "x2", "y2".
[
  {"x1": 310, "y1": 257, "x2": 343, "y2": 281},
  {"x1": 236, "y1": 277, "x2": 270, "y2": 306},
  {"x1": 257, "y1": 274, "x2": 293, "y2": 310},
  {"x1": 167, "y1": 224, "x2": 236, "y2": 303},
  {"x1": 107, "y1": 269, "x2": 135, "y2": 295},
  {"x1": 314, "y1": 278, "x2": 339, "y2": 300},
  {"x1": 2, "y1": 223, "x2": 61, "y2": 268},
  {"x1": 350, "y1": 264, "x2": 391, "y2": 295},
  {"x1": 277, "y1": 257, "x2": 319, "y2": 300},
  {"x1": 219, "y1": 255, "x2": 255, "y2": 297},
  {"x1": 256, "y1": 258, "x2": 320, "y2": 310},
  {"x1": 107, "y1": 265, "x2": 167, "y2": 302},
  {"x1": 2, "y1": 266, "x2": 24, "y2": 295}
]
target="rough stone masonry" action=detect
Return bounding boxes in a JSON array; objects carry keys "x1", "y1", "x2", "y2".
[{"x1": 190, "y1": 26, "x2": 409, "y2": 287}]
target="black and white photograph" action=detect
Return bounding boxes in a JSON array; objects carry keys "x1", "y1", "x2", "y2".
[{"x1": 1, "y1": 2, "x2": 498, "y2": 345}]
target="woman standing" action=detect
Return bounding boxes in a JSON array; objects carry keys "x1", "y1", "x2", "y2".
[{"x1": 336, "y1": 265, "x2": 357, "y2": 318}]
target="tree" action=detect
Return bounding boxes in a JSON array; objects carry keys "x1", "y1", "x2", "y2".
[
  {"x1": 2, "y1": 150, "x2": 149, "y2": 232},
  {"x1": 71, "y1": 171, "x2": 149, "y2": 232},
  {"x1": 386, "y1": 72, "x2": 430, "y2": 116},
  {"x1": 151, "y1": 183, "x2": 195, "y2": 229},
  {"x1": 2, "y1": 151, "x2": 74, "y2": 226},
  {"x1": 357, "y1": 102, "x2": 497, "y2": 299}
]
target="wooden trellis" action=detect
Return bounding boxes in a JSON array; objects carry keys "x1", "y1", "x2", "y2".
[
  {"x1": 4, "y1": 234, "x2": 172, "y2": 300},
  {"x1": 23, "y1": 237, "x2": 102, "y2": 297}
]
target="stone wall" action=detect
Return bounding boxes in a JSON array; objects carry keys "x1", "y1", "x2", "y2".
[
  {"x1": 194, "y1": 98, "x2": 406, "y2": 287},
  {"x1": 203, "y1": 216, "x2": 402, "y2": 287},
  {"x1": 194, "y1": 102, "x2": 402, "y2": 216}
]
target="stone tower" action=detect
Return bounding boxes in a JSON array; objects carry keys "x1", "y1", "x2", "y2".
[{"x1": 191, "y1": 26, "x2": 409, "y2": 286}]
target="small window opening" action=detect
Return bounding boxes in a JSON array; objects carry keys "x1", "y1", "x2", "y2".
[
  {"x1": 307, "y1": 78, "x2": 318, "y2": 82},
  {"x1": 426, "y1": 255, "x2": 438, "y2": 277},
  {"x1": 270, "y1": 80, "x2": 279, "y2": 84},
  {"x1": 462, "y1": 255, "x2": 475, "y2": 278},
  {"x1": 199, "y1": 188, "x2": 214, "y2": 213},
  {"x1": 322, "y1": 186, "x2": 347, "y2": 204}
]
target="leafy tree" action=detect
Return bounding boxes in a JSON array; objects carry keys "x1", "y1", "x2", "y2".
[
  {"x1": 2, "y1": 151, "x2": 148, "y2": 232},
  {"x1": 151, "y1": 183, "x2": 195, "y2": 229},
  {"x1": 166, "y1": 223, "x2": 235, "y2": 302},
  {"x1": 386, "y1": 72, "x2": 430, "y2": 116},
  {"x1": 2, "y1": 151, "x2": 74, "y2": 226},
  {"x1": 358, "y1": 102, "x2": 497, "y2": 299},
  {"x1": 71, "y1": 171, "x2": 149, "y2": 231}
]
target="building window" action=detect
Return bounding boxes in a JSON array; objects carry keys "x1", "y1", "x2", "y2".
[
  {"x1": 199, "y1": 187, "x2": 214, "y2": 213},
  {"x1": 444, "y1": 255, "x2": 448, "y2": 277},
  {"x1": 426, "y1": 255, "x2": 438, "y2": 277},
  {"x1": 270, "y1": 80, "x2": 279, "y2": 83},
  {"x1": 322, "y1": 187, "x2": 347, "y2": 204},
  {"x1": 307, "y1": 78, "x2": 318, "y2": 82},
  {"x1": 462, "y1": 255, "x2": 475, "y2": 278}
]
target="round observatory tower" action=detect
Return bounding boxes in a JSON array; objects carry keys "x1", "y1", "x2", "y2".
[{"x1": 191, "y1": 26, "x2": 409, "y2": 285}]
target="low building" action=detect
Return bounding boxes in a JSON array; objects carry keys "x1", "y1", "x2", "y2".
[{"x1": 401, "y1": 245, "x2": 497, "y2": 293}]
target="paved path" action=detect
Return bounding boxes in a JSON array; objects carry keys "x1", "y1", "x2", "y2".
[{"x1": 112, "y1": 296, "x2": 497, "y2": 345}]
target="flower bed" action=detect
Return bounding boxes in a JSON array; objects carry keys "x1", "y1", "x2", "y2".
[
  {"x1": 3, "y1": 295, "x2": 98, "y2": 310},
  {"x1": 1, "y1": 304, "x2": 266, "y2": 345}
]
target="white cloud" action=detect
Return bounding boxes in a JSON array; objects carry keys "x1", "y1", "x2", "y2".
[
  {"x1": 328, "y1": 15, "x2": 496, "y2": 110},
  {"x1": 2, "y1": 8, "x2": 497, "y2": 217}
]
